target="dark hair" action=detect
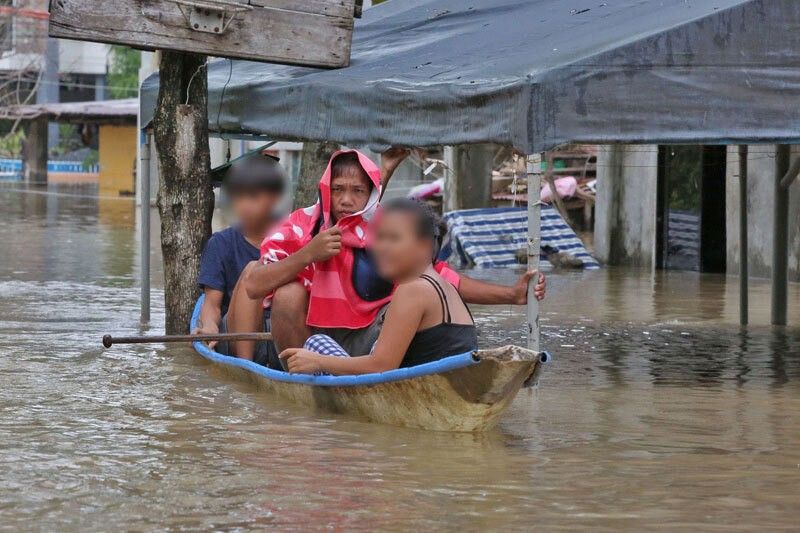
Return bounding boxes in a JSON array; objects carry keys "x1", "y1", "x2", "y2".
[
  {"x1": 331, "y1": 152, "x2": 371, "y2": 185},
  {"x1": 382, "y1": 198, "x2": 448, "y2": 261},
  {"x1": 224, "y1": 153, "x2": 287, "y2": 195}
]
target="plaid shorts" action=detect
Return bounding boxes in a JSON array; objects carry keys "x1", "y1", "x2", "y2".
[{"x1": 304, "y1": 334, "x2": 350, "y2": 357}]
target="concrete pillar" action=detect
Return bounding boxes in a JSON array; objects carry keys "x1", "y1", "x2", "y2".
[
  {"x1": 37, "y1": 38, "x2": 60, "y2": 149},
  {"x1": 726, "y1": 145, "x2": 800, "y2": 282},
  {"x1": 593, "y1": 145, "x2": 658, "y2": 267},
  {"x1": 22, "y1": 117, "x2": 49, "y2": 185},
  {"x1": 443, "y1": 144, "x2": 494, "y2": 211}
]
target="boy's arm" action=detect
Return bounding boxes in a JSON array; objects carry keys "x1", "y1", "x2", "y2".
[
  {"x1": 242, "y1": 227, "x2": 342, "y2": 299},
  {"x1": 458, "y1": 271, "x2": 546, "y2": 305},
  {"x1": 193, "y1": 288, "x2": 224, "y2": 348}
]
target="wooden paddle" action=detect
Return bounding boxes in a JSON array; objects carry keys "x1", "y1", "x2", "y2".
[{"x1": 102, "y1": 332, "x2": 273, "y2": 348}]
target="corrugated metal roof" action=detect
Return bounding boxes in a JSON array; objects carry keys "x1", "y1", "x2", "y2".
[{"x1": 3, "y1": 98, "x2": 137, "y2": 124}]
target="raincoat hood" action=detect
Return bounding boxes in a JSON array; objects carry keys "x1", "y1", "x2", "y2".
[{"x1": 318, "y1": 149, "x2": 382, "y2": 230}]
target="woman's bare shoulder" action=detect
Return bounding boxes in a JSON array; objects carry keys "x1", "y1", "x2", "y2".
[{"x1": 393, "y1": 278, "x2": 437, "y2": 300}]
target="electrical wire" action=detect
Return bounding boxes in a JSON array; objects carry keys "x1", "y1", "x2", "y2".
[{"x1": 215, "y1": 58, "x2": 233, "y2": 132}]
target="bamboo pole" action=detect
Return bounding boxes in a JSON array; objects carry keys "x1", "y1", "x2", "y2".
[{"x1": 526, "y1": 154, "x2": 542, "y2": 352}]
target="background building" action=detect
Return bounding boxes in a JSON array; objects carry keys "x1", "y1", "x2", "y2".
[{"x1": 594, "y1": 144, "x2": 800, "y2": 282}]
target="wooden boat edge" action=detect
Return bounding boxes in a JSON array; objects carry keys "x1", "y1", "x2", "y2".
[{"x1": 190, "y1": 296, "x2": 546, "y2": 432}]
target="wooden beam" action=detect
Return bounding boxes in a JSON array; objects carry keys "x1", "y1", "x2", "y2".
[
  {"x1": 49, "y1": 0, "x2": 355, "y2": 68},
  {"x1": 246, "y1": 0, "x2": 352, "y2": 18}
]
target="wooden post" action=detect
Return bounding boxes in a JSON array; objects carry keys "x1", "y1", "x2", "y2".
[
  {"x1": 22, "y1": 117, "x2": 49, "y2": 185},
  {"x1": 543, "y1": 151, "x2": 571, "y2": 225},
  {"x1": 526, "y1": 154, "x2": 542, "y2": 352},
  {"x1": 443, "y1": 146, "x2": 459, "y2": 212},
  {"x1": 152, "y1": 51, "x2": 214, "y2": 334},
  {"x1": 443, "y1": 145, "x2": 494, "y2": 210},
  {"x1": 296, "y1": 141, "x2": 339, "y2": 207},
  {"x1": 738, "y1": 146, "x2": 748, "y2": 326},
  {"x1": 771, "y1": 145, "x2": 790, "y2": 326}
]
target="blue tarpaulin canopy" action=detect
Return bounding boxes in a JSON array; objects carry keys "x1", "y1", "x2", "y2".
[{"x1": 141, "y1": 0, "x2": 800, "y2": 153}]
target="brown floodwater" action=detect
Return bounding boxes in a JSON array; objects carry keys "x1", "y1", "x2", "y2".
[{"x1": 1, "y1": 184, "x2": 799, "y2": 531}]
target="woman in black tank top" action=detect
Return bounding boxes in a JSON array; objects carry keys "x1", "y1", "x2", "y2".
[{"x1": 279, "y1": 199, "x2": 478, "y2": 375}]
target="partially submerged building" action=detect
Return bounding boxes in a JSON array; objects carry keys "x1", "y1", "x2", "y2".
[
  {"x1": 595, "y1": 144, "x2": 800, "y2": 282},
  {"x1": 4, "y1": 98, "x2": 137, "y2": 195}
]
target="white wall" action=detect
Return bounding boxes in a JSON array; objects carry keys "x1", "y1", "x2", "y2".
[
  {"x1": 725, "y1": 145, "x2": 800, "y2": 281},
  {"x1": 58, "y1": 40, "x2": 109, "y2": 75},
  {"x1": 594, "y1": 145, "x2": 659, "y2": 268}
]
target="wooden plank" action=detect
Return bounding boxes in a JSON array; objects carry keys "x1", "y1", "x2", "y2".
[
  {"x1": 246, "y1": 0, "x2": 353, "y2": 18},
  {"x1": 49, "y1": 0, "x2": 355, "y2": 68}
]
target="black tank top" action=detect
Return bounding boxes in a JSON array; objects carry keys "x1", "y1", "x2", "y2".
[{"x1": 401, "y1": 274, "x2": 478, "y2": 368}]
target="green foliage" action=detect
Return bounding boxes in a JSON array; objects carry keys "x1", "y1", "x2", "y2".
[
  {"x1": 665, "y1": 146, "x2": 702, "y2": 212},
  {"x1": 51, "y1": 124, "x2": 84, "y2": 156},
  {"x1": 108, "y1": 46, "x2": 141, "y2": 99},
  {"x1": 82, "y1": 149, "x2": 99, "y2": 169},
  {"x1": 0, "y1": 128, "x2": 25, "y2": 158}
]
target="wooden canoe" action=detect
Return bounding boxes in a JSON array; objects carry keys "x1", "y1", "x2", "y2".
[{"x1": 190, "y1": 297, "x2": 549, "y2": 432}]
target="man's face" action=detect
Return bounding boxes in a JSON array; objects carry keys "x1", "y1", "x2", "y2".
[{"x1": 330, "y1": 167, "x2": 372, "y2": 221}]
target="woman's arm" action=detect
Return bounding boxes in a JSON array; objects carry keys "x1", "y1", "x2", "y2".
[
  {"x1": 280, "y1": 283, "x2": 427, "y2": 375},
  {"x1": 458, "y1": 271, "x2": 546, "y2": 304},
  {"x1": 193, "y1": 288, "x2": 223, "y2": 348}
]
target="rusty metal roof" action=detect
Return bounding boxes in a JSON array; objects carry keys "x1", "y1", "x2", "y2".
[{"x1": 2, "y1": 98, "x2": 137, "y2": 124}]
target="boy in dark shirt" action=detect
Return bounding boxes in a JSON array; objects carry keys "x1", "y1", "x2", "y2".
[{"x1": 194, "y1": 152, "x2": 286, "y2": 365}]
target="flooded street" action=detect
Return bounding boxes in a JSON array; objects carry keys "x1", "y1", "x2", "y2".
[{"x1": 1, "y1": 185, "x2": 799, "y2": 530}]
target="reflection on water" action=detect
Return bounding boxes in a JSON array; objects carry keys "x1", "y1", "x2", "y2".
[{"x1": 1, "y1": 184, "x2": 799, "y2": 530}]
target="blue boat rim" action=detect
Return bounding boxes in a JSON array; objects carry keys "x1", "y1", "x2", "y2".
[{"x1": 190, "y1": 296, "x2": 479, "y2": 387}]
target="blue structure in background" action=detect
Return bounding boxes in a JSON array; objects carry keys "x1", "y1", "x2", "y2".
[{"x1": 0, "y1": 159, "x2": 99, "y2": 181}]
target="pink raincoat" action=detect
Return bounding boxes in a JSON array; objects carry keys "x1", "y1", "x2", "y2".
[{"x1": 261, "y1": 149, "x2": 460, "y2": 329}]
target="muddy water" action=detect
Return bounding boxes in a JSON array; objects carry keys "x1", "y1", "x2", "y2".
[{"x1": 1, "y1": 185, "x2": 799, "y2": 531}]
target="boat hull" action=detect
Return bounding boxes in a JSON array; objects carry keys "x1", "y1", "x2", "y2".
[{"x1": 190, "y1": 297, "x2": 544, "y2": 432}]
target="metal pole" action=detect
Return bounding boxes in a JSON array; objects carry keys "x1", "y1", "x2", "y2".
[
  {"x1": 140, "y1": 132, "x2": 151, "y2": 324},
  {"x1": 526, "y1": 154, "x2": 542, "y2": 352},
  {"x1": 738, "y1": 146, "x2": 748, "y2": 326},
  {"x1": 771, "y1": 144, "x2": 790, "y2": 326}
]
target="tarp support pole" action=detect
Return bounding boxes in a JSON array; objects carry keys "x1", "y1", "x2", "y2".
[
  {"x1": 738, "y1": 146, "x2": 748, "y2": 326},
  {"x1": 526, "y1": 154, "x2": 542, "y2": 352},
  {"x1": 771, "y1": 144, "x2": 790, "y2": 326},
  {"x1": 140, "y1": 132, "x2": 151, "y2": 324}
]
